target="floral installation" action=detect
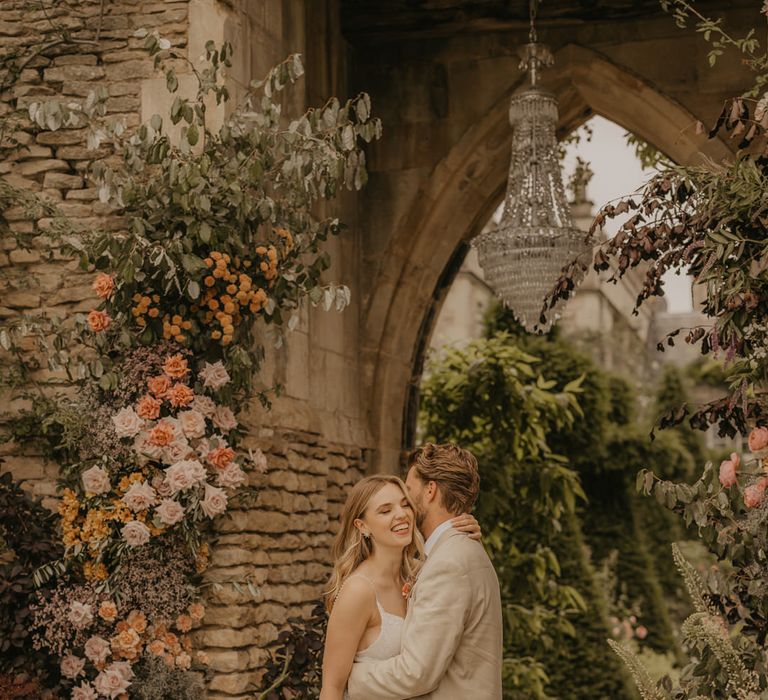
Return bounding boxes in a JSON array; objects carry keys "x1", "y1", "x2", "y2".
[{"x1": 2, "y1": 24, "x2": 380, "y2": 697}]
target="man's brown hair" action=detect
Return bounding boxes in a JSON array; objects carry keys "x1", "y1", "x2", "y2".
[{"x1": 407, "y1": 442, "x2": 480, "y2": 514}]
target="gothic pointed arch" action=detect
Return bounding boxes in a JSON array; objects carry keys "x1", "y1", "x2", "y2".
[{"x1": 362, "y1": 43, "x2": 732, "y2": 473}]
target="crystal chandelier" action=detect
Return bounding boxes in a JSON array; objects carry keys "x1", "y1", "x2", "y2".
[{"x1": 474, "y1": 1, "x2": 589, "y2": 332}]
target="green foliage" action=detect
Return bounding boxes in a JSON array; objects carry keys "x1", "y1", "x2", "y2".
[
  {"x1": 420, "y1": 334, "x2": 588, "y2": 698},
  {"x1": 580, "y1": 470, "x2": 679, "y2": 656},
  {"x1": 0, "y1": 469, "x2": 62, "y2": 682},
  {"x1": 544, "y1": 513, "x2": 637, "y2": 700}
]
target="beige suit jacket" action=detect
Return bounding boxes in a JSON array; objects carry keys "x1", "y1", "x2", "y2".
[{"x1": 347, "y1": 527, "x2": 503, "y2": 700}]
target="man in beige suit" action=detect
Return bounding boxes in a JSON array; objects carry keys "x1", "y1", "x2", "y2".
[{"x1": 347, "y1": 443, "x2": 503, "y2": 700}]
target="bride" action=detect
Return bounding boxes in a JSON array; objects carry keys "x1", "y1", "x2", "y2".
[{"x1": 319, "y1": 474, "x2": 480, "y2": 700}]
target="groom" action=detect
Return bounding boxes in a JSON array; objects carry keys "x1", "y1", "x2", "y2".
[{"x1": 347, "y1": 443, "x2": 503, "y2": 699}]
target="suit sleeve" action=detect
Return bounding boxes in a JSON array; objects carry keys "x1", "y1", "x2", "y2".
[{"x1": 346, "y1": 558, "x2": 471, "y2": 700}]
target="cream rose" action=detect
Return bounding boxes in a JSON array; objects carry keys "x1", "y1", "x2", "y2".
[
  {"x1": 200, "y1": 483, "x2": 228, "y2": 518},
  {"x1": 94, "y1": 663, "x2": 132, "y2": 699},
  {"x1": 68, "y1": 601, "x2": 93, "y2": 628},
  {"x1": 163, "y1": 437, "x2": 192, "y2": 465},
  {"x1": 155, "y1": 498, "x2": 185, "y2": 526},
  {"x1": 111, "y1": 406, "x2": 144, "y2": 439},
  {"x1": 212, "y1": 405, "x2": 238, "y2": 433},
  {"x1": 164, "y1": 459, "x2": 207, "y2": 494},
  {"x1": 218, "y1": 463, "x2": 246, "y2": 489},
  {"x1": 178, "y1": 409, "x2": 206, "y2": 439},
  {"x1": 192, "y1": 395, "x2": 216, "y2": 417},
  {"x1": 72, "y1": 682, "x2": 98, "y2": 700},
  {"x1": 60, "y1": 653, "x2": 85, "y2": 679},
  {"x1": 122, "y1": 481, "x2": 157, "y2": 512},
  {"x1": 121, "y1": 520, "x2": 151, "y2": 548},
  {"x1": 133, "y1": 431, "x2": 165, "y2": 461},
  {"x1": 251, "y1": 447, "x2": 268, "y2": 474},
  {"x1": 84, "y1": 635, "x2": 111, "y2": 664},
  {"x1": 152, "y1": 474, "x2": 172, "y2": 498},
  {"x1": 81, "y1": 465, "x2": 111, "y2": 496},
  {"x1": 199, "y1": 360, "x2": 231, "y2": 390}
]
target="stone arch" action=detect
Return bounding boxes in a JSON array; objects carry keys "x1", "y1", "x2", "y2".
[{"x1": 363, "y1": 43, "x2": 732, "y2": 473}]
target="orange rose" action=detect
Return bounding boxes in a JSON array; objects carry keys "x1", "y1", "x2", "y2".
[
  {"x1": 92, "y1": 273, "x2": 115, "y2": 299},
  {"x1": 163, "y1": 653, "x2": 175, "y2": 668},
  {"x1": 206, "y1": 447, "x2": 235, "y2": 471},
  {"x1": 127, "y1": 609, "x2": 147, "y2": 634},
  {"x1": 175, "y1": 614, "x2": 192, "y2": 632},
  {"x1": 188, "y1": 603, "x2": 205, "y2": 621},
  {"x1": 87, "y1": 310, "x2": 111, "y2": 332},
  {"x1": 176, "y1": 651, "x2": 191, "y2": 670},
  {"x1": 147, "y1": 375, "x2": 171, "y2": 397},
  {"x1": 147, "y1": 640, "x2": 165, "y2": 656},
  {"x1": 98, "y1": 600, "x2": 118, "y2": 622},
  {"x1": 136, "y1": 394, "x2": 162, "y2": 420},
  {"x1": 163, "y1": 354, "x2": 189, "y2": 379},
  {"x1": 163, "y1": 632, "x2": 180, "y2": 653},
  {"x1": 147, "y1": 421, "x2": 175, "y2": 447},
  {"x1": 167, "y1": 383, "x2": 194, "y2": 408},
  {"x1": 110, "y1": 627, "x2": 142, "y2": 660}
]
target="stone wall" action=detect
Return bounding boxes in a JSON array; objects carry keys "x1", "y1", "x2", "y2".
[{"x1": 200, "y1": 427, "x2": 363, "y2": 697}]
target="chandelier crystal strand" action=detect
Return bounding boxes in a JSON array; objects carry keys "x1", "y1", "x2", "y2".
[{"x1": 474, "y1": 8, "x2": 589, "y2": 332}]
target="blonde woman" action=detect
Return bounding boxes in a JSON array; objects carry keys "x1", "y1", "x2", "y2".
[{"x1": 320, "y1": 474, "x2": 481, "y2": 700}]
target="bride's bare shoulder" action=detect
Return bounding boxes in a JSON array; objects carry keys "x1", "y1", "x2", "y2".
[{"x1": 331, "y1": 575, "x2": 376, "y2": 619}]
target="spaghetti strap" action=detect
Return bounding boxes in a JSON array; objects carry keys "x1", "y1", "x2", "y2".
[{"x1": 334, "y1": 572, "x2": 379, "y2": 605}]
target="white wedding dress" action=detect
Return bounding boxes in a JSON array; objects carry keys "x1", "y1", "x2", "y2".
[{"x1": 343, "y1": 574, "x2": 405, "y2": 700}]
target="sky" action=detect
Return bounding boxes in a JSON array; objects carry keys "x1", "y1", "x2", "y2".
[{"x1": 561, "y1": 116, "x2": 693, "y2": 313}]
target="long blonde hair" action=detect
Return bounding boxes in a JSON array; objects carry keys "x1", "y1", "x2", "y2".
[{"x1": 325, "y1": 475, "x2": 424, "y2": 611}]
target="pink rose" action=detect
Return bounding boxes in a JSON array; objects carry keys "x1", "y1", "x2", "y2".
[
  {"x1": 121, "y1": 520, "x2": 151, "y2": 547},
  {"x1": 251, "y1": 447, "x2": 268, "y2": 474},
  {"x1": 719, "y1": 453, "x2": 740, "y2": 488},
  {"x1": 60, "y1": 653, "x2": 85, "y2": 679},
  {"x1": 199, "y1": 361, "x2": 231, "y2": 390},
  {"x1": 164, "y1": 459, "x2": 207, "y2": 494},
  {"x1": 179, "y1": 409, "x2": 206, "y2": 439},
  {"x1": 72, "y1": 683, "x2": 98, "y2": 700},
  {"x1": 68, "y1": 601, "x2": 93, "y2": 629},
  {"x1": 94, "y1": 663, "x2": 133, "y2": 698},
  {"x1": 133, "y1": 431, "x2": 165, "y2": 462},
  {"x1": 84, "y1": 635, "x2": 111, "y2": 664},
  {"x1": 635, "y1": 625, "x2": 648, "y2": 640},
  {"x1": 152, "y1": 474, "x2": 172, "y2": 498},
  {"x1": 122, "y1": 481, "x2": 157, "y2": 512},
  {"x1": 200, "y1": 483, "x2": 228, "y2": 518},
  {"x1": 218, "y1": 463, "x2": 246, "y2": 489},
  {"x1": 155, "y1": 498, "x2": 185, "y2": 526},
  {"x1": 192, "y1": 395, "x2": 216, "y2": 417},
  {"x1": 81, "y1": 465, "x2": 111, "y2": 496},
  {"x1": 212, "y1": 405, "x2": 238, "y2": 433},
  {"x1": 110, "y1": 660, "x2": 134, "y2": 680},
  {"x1": 744, "y1": 478, "x2": 768, "y2": 509},
  {"x1": 111, "y1": 406, "x2": 144, "y2": 439},
  {"x1": 749, "y1": 426, "x2": 768, "y2": 457},
  {"x1": 163, "y1": 437, "x2": 192, "y2": 465}
]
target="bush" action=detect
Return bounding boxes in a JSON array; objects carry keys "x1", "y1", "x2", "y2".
[
  {"x1": 257, "y1": 602, "x2": 326, "y2": 700},
  {"x1": 0, "y1": 469, "x2": 62, "y2": 683}
]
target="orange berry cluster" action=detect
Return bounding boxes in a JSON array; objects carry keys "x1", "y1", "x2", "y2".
[
  {"x1": 198, "y1": 251, "x2": 270, "y2": 346},
  {"x1": 131, "y1": 293, "x2": 162, "y2": 326},
  {"x1": 162, "y1": 313, "x2": 193, "y2": 344}
]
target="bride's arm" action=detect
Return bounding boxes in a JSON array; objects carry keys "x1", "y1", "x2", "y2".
[
  {"x1": 320, "y1": 577, "x2": 376, "y2": 700},
  {"x1": 451, "y1": 512, "x2": 482, "y2": 541}
]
